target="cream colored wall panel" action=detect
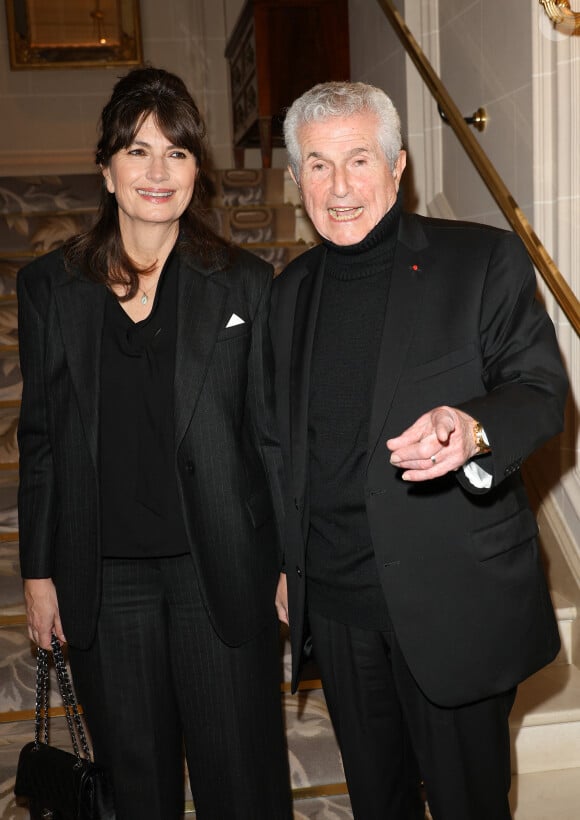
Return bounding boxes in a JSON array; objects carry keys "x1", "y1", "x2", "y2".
[
  {"x1": 0, "y1": 97, "x2": 85, "y2": 154},
  {"x1": 479, "y1": 96, "x2": 518, "y2": 194},
  {"x1": 202, "y1": 35, "x2": 230, "y2": 95},
  {"x1": 512, "y1": 85, "x2": 534, "y2": 210},
  {"x1": 225, "y1": 0, "x2": 246, "y2": 39},
  {"x1": 348, "y1": 0, "x2": 407, "y2": 137},
  {"x1": 200, "y1": 0, "x2": 229, "y2": 39},
  {"x1": 482, "y1": 1, "x2": 530, "y2": 98},
  {"x1": 439, "y1": 4, "x2": 483, "y2": 116},
  {"x1": 139, "y1": 0, "x2": 177, "y2": 41},
  {"x1": 439, "y1": 0, "x2": 479, "y2": 22},
  {"x1": 204, "y1": 90, "x2": 236, "y2": 169}
]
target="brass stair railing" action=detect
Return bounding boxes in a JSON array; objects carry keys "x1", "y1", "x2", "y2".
[{"x1": 376, "y1": 0, "x2": 580, "y2": 337}]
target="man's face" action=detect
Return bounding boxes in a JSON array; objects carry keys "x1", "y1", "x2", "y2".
[{"x1": 291, "y1": 110, "x2": 406, "y2": 246}]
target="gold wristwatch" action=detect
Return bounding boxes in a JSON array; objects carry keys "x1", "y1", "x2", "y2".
[{"x1": 473, "y1": 420, "x2": 491, "y2": 455}]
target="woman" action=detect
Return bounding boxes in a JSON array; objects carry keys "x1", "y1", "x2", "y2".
[{"x1": 17, "y1": 67, "x2": 292, "y2": 820}]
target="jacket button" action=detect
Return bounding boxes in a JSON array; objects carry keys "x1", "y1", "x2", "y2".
[
  {"x1": 296, "y1": 566, "x2": 303, "y2": 577},
  {"x1": 186, "y1": 461, "x2": 195, "y2": 473}
]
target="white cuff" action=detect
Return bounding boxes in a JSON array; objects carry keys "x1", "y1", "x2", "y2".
[{"x1": 462, "y1": 460, "x2": 492, "y2": 489}]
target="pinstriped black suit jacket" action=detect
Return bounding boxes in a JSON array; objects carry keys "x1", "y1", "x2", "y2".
[{"x1": 17, "y1": 245, "x2": 284, "y2": 649}]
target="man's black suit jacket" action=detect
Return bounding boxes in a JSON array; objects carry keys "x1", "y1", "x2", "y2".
[
  {"x1": 270, "y1": 212, "x2": 568, "y2": 708},
  {"x1": 17, "y1": 245, "x2": 284, "y2": 650}
]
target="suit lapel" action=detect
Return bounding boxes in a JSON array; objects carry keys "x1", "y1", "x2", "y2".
[
  {"x1": 290, "y1": 250, "x2": 326, "y2": 496},
  {"x1": 174, "y1": 256, "x2": 228, "y2": 448},
  {"x1": 54, "y1": 277, "x2": 106, "y2": 469},
  {"x1": 367, "y1": 215, "x2": 427, "y2": 463},
  {"x1": 54, "y1": 256, "x2": 228, "y2": 464}
]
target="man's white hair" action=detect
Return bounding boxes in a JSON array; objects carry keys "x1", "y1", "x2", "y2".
[{"x1": 283, "y1": 81, "x2": 403, "y2": 179}]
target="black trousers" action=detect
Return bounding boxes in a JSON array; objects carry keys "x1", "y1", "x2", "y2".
[
  {"x1": 309, "y1": 608, "x2": 515, "y2": 820},
  {"x1": 68, "y1": 555, "x2": 292, "y2": 820}
]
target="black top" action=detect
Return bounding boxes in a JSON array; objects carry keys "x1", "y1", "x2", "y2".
[
  {"x1": 307, "y1": 200, "x2": 401, "y2": 629},
  {"x1": 99, "y1": 250, "x2": 189, "y2": 557}
]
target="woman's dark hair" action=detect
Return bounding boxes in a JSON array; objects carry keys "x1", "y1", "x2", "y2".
[{"x1": 65, "y1": 67, "x2": 231, "y2": 295}]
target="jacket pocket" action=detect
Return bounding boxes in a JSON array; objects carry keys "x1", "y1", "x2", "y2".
[
  {"x1": 401, "y1": 342, "x2": 477, "y2": 383},
  {"x1": 470, "y1": 507, "x2": 539, "y2": 562},
  {"x1": 216, "y1": 326, "x2": 250, "y2": 342}
]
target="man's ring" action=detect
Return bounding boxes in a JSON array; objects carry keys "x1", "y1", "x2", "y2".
[{"x1": 430, "y1": 455, "x2": 437, "y2": 464}]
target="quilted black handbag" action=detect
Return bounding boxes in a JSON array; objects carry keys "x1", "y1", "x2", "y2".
[{"x1": 14, "y1": 634, "x2": 115, "y2": 819}]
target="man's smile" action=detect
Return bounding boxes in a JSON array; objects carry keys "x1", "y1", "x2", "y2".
[{"x1": 328, "y1": 206, "x2": 364, "y2": 221}]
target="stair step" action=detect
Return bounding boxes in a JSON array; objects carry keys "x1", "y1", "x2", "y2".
[
  {"x1": 292, "y1": 792, "x2": 352, "y2": 819},
  {"x1": 208, "y1": 168, "x2": 287, "y2": 207},
  {"x1": 0, "y1": 299, "x2": 17, "y2": 349},
  {"x1": 0, "y1": 213, "x2": 95, "y2": 256},
  {"x1": 0, "y1": 175, "x2": 101, "y2": 218},
  {"x1": 0, "y1": 259, "x2": 23, "y2": 300},
  {"x1": 0, "y1": 472, "x2": 17, "y2": 537},
  {"x1": 0, "y1": 539, "x2": 23, "y2": 619},
  {"x1": 284, "y1": 688, "x2": 344, "y2": 792},
  {"x1": 550, "y1": 589, "x2": 577, "y2": 665},
  {"x1": 0, "y1": 405, "x2": 18, "y2": 468},
  {"x1": 209, "y1": 203, "x2": 297, "y2": 244},
  {"x1": 510, "y1": 767, "x2": 580, "y2": 819},
  {"x1": 511, "y1": 663, "x2": 580, "y2": 773}
]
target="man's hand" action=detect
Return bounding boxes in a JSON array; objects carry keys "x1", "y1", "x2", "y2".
[
  {"x1": 387, "y1": 406, "x2": 480, "y2": 482},
  {"x1": 23, "y1": 578, "x2": 66, "y2": 649},
  {"x1": 275, "y1": 573, "x2": 289, "y2": 625}
]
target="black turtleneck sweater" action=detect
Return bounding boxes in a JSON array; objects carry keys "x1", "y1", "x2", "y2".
[{"x1": 306, "y1": 199, "x2": 401, "y2": 629}]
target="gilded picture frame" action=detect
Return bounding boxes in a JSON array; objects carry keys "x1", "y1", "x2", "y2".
[{"x1": 5, "y1": 0, "x2": 143, "y2": 70}]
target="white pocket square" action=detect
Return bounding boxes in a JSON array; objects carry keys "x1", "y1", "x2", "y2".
[{"x1": 226, "y1": 313, "x2": 245, "y2": 328}]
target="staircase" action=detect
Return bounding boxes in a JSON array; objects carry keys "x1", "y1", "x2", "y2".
[{"x1": 0, "y1": 170, "x2": 579, "y2": 818}]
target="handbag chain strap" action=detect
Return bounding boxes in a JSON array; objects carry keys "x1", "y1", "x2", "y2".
[
  {"x1": 33, "y1": 635, "x2": 93, "y2": 762},
  {"x1": 34, "y1": 643, "x2": 49, "y2": 748}
]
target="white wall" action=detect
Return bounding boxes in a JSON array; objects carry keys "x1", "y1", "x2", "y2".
[
  {"x1": 348, "y1": 0, "x2": 408, "y2": 131},
  {"x1": 438, "y1": 0, "x2": 534, "y2": 228}
]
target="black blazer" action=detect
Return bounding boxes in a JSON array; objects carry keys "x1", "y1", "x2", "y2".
[
  {"x1": 17, "y1": 245, "x2": 284, "y2": 650},
  {"x1": 270, "y1": 212, "x2": 568, "y2": 707}
]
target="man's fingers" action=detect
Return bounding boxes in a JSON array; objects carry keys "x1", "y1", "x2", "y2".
[{"x1": 390, "y1": 433, "x2": 440, "y2": 465}]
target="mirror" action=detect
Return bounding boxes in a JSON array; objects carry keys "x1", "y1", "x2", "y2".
[{"x1": 6, "y1": 0, "x2": 143, "y2": 69}]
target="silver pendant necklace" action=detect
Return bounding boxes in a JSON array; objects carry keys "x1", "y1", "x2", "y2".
[{"x1": 139, "y1": 278, "x2": 158, "y2": 305}]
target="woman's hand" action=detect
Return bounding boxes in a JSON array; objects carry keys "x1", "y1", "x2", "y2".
[
  {"x1": 275, "y1": 573, "x2": 289, "y2": 626},
  {"x1": 23, "y1": 578, "x2": 66, "y2": 649}
]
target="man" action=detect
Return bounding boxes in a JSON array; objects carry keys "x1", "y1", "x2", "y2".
[{"x1": 270, "y1": 82, "x2": 568, "y2": 820}]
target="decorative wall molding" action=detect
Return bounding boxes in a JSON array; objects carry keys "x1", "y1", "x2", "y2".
[
  {"x1": 426, "y1": 191, "x2": 455, "y2": 220},
  {"x1": 402, "y1": 0, "x2": 442, "y2": 216}
]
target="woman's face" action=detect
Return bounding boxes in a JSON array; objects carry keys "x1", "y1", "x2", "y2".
[{"x1": 101, "y1": 113, "x2": 197, "y2": 236}]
